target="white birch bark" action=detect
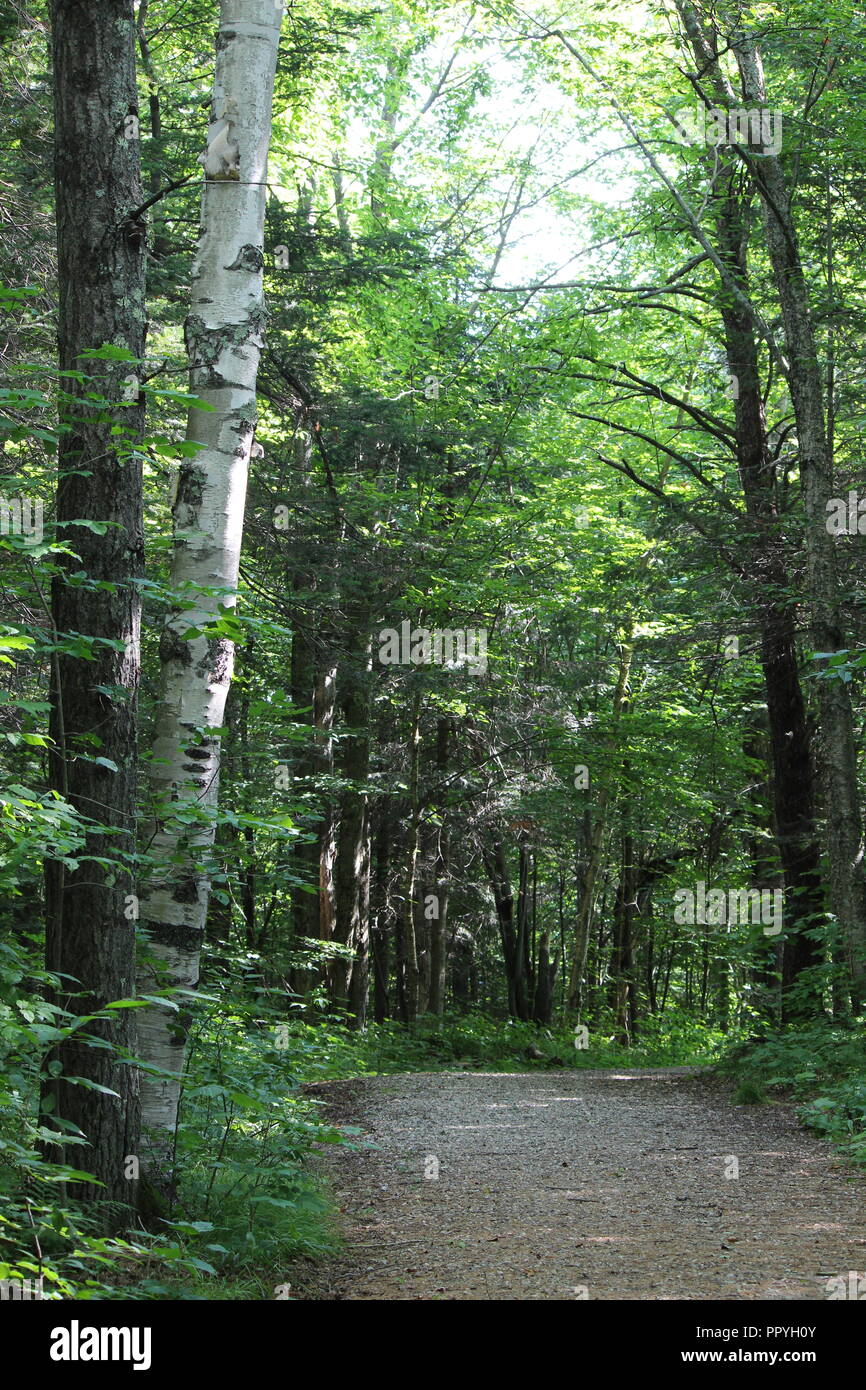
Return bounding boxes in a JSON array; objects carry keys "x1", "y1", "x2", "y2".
[{"x1": 137, "y1": 0, "x2": 281, "y2": 1152}]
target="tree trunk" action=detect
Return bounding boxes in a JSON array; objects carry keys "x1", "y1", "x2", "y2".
[
  {"x1": 516, "y1": 836, "x2": 534, "y2": 1018},
  {"x1": 743, "y1": 723, "x2": 784, "y2": 1024},
  {"x1": 286, "y1": 414, "x2": 337, "y2": 998},
  {"x1": 568, "y1": 634, "x2": 633, "y2": 1008},
  {"x1": 43, "y1": 0, "x2": 146, "y2": 1217},
  {"x1": 712, "y1": 172, "x2": 825, "y2": 1018},
  {"x1": 370, "y1": 804, "x2": 392, "y2": 1021},
  {"x1": 428, "y1": 856, "x2": 449, "y2": 1016},
  {"x1": 290, "y1": 616, "x2": 338, "y2": 998},
  {"x1": 396, "y1": 690, "x2": 422, "y2": 1022},
  {"x1": 610, "y1": 830, "x2": 637, "y2": 1044},
  {"x1": 678, "y1": 1, "x2": 866, "y2": 999},
  {"x1": 532, "y1": 932, "x2": 558, "y2": 1025},
  {"x1": 137, "y1": 0, "x2": 281, "y2": 1162},
  {"x1": 736, "y1": 36, "x2": 866, "y2": 1001},
  {"x1": 424, "y1": 715, "x2": 451, "y2": 1016},
  {"x1": 484, "y1": 836, "x2": 532, "y2": 1021},
  {"x1": 350, "y1": 818, "x2": 371, "y2": 1027},
  {"x1": 332, "y1": 621, "x2": 372, "y2": 1021}
]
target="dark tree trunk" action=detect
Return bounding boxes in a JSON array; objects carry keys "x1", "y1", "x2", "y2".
[
  {"x1": 737, "y1": 35, "x2": 866, "y2": 1001},
  {"x1": 484, "y1": 837, "x2": 532, "y2": 1021},
  {"x1": 331, "y1": 620, "x2": 372, "y2": 1021},
  {"x1": 568, "y1": 637, "x2": 632, "y2": 1008},
  {"x1": 349, "y1": 807, "x2": 371, "y2": 1027},
  {"x1": 289, "y1": 608, "x2": 336, "y2": 999},
  {"x1": 428, "y1": 720, "x2": 451, "y2": 1018},
  {"x1": 532, "y1": 932, "x2": 557, "y2": 1025},
  {"x1": 396, "y1": 690, "x2": 422, "y2": 1023},
  {"x1": 417, "y1": 717, "x2": 452, "y2": 1018},
  {"x1": 610, "y1": 832, "x2": 637, "y2": 1044},
  {"x1": 370, "y1": 805, "x2": 392, "y2": 1021},
  {"x1": 743, "y1": 725, "x2": 784, "y2": 1023},
  {"x1": 714, "y1": 172, "x2": 826, "y2": 1019},
  {"x1": 449, "y1": 927, "x2": 475, "y2": 1010},
  {"x1": 645, "y1": 915, "x2": 657, "y2": 1014},
  {"x1": 678, "y1": 2, "x2": 862, "y2": 1002},
  {"x1": 43, "y1": 0, "x2": 146, "y2": 1217}
]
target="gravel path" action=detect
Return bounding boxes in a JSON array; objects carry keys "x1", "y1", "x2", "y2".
[{"x1": 313, "y1": 1068, "x2": 866, "y2": 1300}]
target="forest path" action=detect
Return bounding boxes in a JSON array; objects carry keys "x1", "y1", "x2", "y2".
[{"x1": 311, "y1": 1068, "x2": 866, "y2": 1300}]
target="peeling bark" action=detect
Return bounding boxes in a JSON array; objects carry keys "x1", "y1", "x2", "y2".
[{"x1": 137, "y1": 0, "x2": 281, "y2": 1161}]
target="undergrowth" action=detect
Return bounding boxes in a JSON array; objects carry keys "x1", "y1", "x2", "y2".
[
  {"x1": 717, "y1": 1021, "x2": 866, "y2": 1165},
  {"x1": 0, "y1": 934, "x2": 739, "y2": 1303}
]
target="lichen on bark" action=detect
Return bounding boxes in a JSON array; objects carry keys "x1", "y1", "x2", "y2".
[
  {"x1": 159, "y1": 626, "x2": 193, "y2": 668},
  {"x1": 225, "y1": 244, "x2": 264, "y2": 273}
]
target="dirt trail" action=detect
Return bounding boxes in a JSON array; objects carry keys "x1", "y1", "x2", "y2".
[{"x1": 313, "y1": 1068, "x2": 866, "y2": 1300}]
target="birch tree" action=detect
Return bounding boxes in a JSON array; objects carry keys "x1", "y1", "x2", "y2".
[{"x1": 137, "y1": 0, "x2": 282, "y2": 1159}]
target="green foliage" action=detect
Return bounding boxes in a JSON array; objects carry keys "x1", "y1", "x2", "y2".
[
  {"x1": 0, "y1": 933, "x2": 248, "y2": 1298},
  {"x1": 252, "y1": 1007, "x2": 729, "y2": 1076},
  {"x1": 172, "y1": 1000, "x2": 353, "y2": 1275},
  {"x1": 733, "y1": 1080, "x2": 766, "y2": 1105},
  {"x1": 0, "y1": 937, "x2": 350, "y2": 1299},
  {"x1": 719, "y1": 1024, "x2": 866, "y2": 1161},
  {"x1": 800, "y1": 1083, "x2": 866, "y2": 1164}
]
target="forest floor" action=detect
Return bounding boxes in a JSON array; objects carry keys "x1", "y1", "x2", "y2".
[{"x1": 302, "y1": 1067, "x2": 866, "y2": 1300}]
